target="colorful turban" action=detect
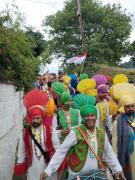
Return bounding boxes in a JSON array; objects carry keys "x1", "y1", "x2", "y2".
[
  {"x1": 77, "y1": 78, "x2": 96, "y2": 93},
  {"x1": 69, "y1": 74, "x2": 77, "y2": 80},
  {"x1": 51, "y1": 82, "x2": 65, "y2": 96},
  {"x1": 120, "y1": 94, "x2": 135, "y2": 106},
  {"x1": 92, "y1": 74, "x2": 107, "y2": 87},
  {"x1": 45, "y1": 98, "x2": 56, "y2": 117},
  {"x1": 113, "y1": 74, "x2": 128, "y2": 84},
  {"x1": 28, "y1": 107, "x2": 44, "y2": 119},
  {"x1": 80, "y1": 73, "x2": 89, "y2": 80},
  {"x1": 106, "y1": 75, "x2": 112, "y2": 82},
  {"x1": 80, "y1": 104, "x2": 97, "y2": 118},
  {"x1": 97, "y1": 84, "x2": 108, "y2": 93},
  {"x1": 59, "y1": 91, "x2": 72, "y2": 105},
  {"x1": 73, "y1": 94, "x2": 96, "y2": 109},
  {"x1": 63, "y1": 76, "x2": 71, "y2": 85}
]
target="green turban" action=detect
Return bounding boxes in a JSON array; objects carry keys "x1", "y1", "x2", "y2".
[
  {"x1": 51, "y1": 82, "x2": 65, "y2": 96},
  {"x1": 59, "y1": 91, "x2": 72, "y2": 105},
  {"x1": 80, "y1": 104, "x2": 97, "y2": 118},
  {"x1": 80, "y1": 73, "x2": 88, "y2": 80}
]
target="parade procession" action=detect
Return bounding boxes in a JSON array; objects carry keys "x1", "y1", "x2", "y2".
[
  {"x1": 0, "y1": 0, "x2": 135, "y2": 180},
  {"x1": 13, "y1": 72, "x2": 135, "y2": 180}
]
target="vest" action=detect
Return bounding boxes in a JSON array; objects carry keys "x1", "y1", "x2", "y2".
[
  {"x1": 67, "y1": 124, "x2": 105, "y2": 172},
  {"x1": 58, "y1": 108, "x2": 79, "y2": 129}
]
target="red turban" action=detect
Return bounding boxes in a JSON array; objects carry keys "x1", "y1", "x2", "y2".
[{"x1": 28, "y1": 107, "x2": 44, "y2": 119}]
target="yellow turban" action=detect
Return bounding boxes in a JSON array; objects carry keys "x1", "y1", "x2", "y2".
[
  {"x1": 63, "y1": 76, "x2": 71, "y2": 85},
  {"x1": 45, "y1": 98, "x2": 56, "y2": 117},
  {"x1": 113, "y1": 74, "x2": 128, "y2": 85},
  {"x1": 120, "y1": 94, "x2": 135, "y2": 106}
]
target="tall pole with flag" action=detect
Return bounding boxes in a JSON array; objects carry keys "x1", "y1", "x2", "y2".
[{"x1": 76, "y1": 0, "x2": 86, "y2": 73}]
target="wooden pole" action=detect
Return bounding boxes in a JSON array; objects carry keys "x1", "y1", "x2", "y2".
[{"x1": 76, "y1": 0, "x2": 86, "y2": 73}]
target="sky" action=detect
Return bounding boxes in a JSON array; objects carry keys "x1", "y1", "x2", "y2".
[{"x1": 0, "y1": 0, "x2": 135, "y2": 73}]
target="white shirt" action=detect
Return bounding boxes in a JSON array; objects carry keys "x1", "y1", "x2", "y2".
[
  {"x1": 17, "y1": 125, "x2": 60, "y2": 180},
  {"x1": 45, "y1": 127, "x2": 122, "y2": 177}
]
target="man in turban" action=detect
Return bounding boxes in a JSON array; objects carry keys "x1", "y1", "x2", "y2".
[
  {"x1": 112, "y1": 94, "x2": 135, "y2": 180},
  {"x1": 40, "y1": 104, "x2": 125, "y2": 180},
  {"x1": 14, "y1": 90, "x2": 60, "y2": 180},
  {"x1": 96, "y1": 84, "x2": 112, "y2": 141},
  {"x1": 56, "y1": 91, "x2": 82, "y2": 142}
]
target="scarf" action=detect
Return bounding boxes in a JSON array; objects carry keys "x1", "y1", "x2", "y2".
[
  {"x1": 14, "y1": 117, "x2": 54, "y2": 176},
  {"x1": 117, "y1": 113, "x2": 135, "y2": 180}
]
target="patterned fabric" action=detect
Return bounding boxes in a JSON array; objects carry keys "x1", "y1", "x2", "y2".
[
  {"x1": 96, "y1": 102, "x2": 107, "y2": 128},
  {"x1": 117, "y1": 113, "x2": 135, "y2": 180},
  {"x1": 68, "y1": 125, "x2": 105, "y2": 172},
  {"x1": 58, "y1": 108, "x2": 79, "y2": 130},
  {"x1": 14, "y1": 120, "x2": 54, "y2": 176}
]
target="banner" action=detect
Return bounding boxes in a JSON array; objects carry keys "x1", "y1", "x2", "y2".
[{"x1": 66, "y1": 52, "x2": 87, "y2": 65}]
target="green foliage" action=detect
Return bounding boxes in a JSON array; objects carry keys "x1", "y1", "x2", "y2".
[
  {"x1": 26, "y1": 27, "x2": 47, "y2": 57},
  {"x1": 129, "y1": 41, "x2": 135, "y2": 63},
  {"x1": 42, "y1": 0, "x2": 132, "y2": 66},
  {"x1": 0, "y1": 4, "x2": 45, "y2": 91}
]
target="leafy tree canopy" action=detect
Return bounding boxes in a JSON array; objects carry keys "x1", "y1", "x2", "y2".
[
  {"x1": 42, "y1": 0, "x2": 132, "y2": 66},
  {"x1": 0, "y1": 4, "x2": 46, "y2": 91},
  {"x1": 129, "y1": 41, "x2": 135, "y2": 63}
]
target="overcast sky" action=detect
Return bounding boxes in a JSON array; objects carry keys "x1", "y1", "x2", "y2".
[{"x1": 0, "y1": 0, "x2": 135, "y2": 73}]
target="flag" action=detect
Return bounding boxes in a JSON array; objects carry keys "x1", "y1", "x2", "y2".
[{"x1": 66, "y1": 52, "x2": 87, "y2": 65}]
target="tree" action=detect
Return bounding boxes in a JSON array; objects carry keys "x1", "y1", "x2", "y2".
[
  {"x1": 129, "y1": 41, "x2": 135, "y2": 64},
  {"x1": 26, "y1": 27, "x2": 47, "y2": 57},
  {"x1": 42, "y1": 0, "x2": 132, "y2": 66},
  {"x1": 0, "y1": 4, "x2": 40, "y2": 91}
]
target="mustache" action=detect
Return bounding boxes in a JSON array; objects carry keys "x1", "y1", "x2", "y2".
[{"x1": 32, "y1": 122, "x2": 41, "y2": 127}]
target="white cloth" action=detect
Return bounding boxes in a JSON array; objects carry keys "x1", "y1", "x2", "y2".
[
  {"x1": 17, "y1": 126, "x2": 60, "y2": 180},
  {"x1": 51, "y1": 115, "x2": 58, "y2": 129},
  {"x1": 45, "y1": 128, "x2": 122, "y2": 177}
]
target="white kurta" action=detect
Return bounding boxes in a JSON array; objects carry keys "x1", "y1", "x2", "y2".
[
  {"x1": 17, "y1": 125, "x2": 60, "y2": 180},
  {"x1": 45, "y1": 128, "x2": 122, "y2": 178}
]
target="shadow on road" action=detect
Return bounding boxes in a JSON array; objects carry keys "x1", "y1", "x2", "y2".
[{"x1": 12, "y1": 174, "x2": 27, "y2": 180}]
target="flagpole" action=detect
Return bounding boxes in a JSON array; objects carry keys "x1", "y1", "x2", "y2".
[{"x1": 76, "y1": 0, "x2": 86, "y2": 73}]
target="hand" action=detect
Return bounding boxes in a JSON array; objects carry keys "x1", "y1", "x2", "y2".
[
  {"x1": 128, "y1": 121, "x2": 135, "y2": 131},
  {"x1": 115, "y1": 171, "x2": 125, "y2": 180},
  {"x1": 112, "y1": 112, "x2": 119, "y2": 122},
  {"x1": 61, "y1": 129, "x2": 70, "y2": 135},
  {"x1": 40, "y1": 172, "x2": 48, "y2": 180}
]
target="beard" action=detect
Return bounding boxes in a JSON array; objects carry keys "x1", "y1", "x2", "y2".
[
  {"x1": 126, "y1": 110, "x2": 134, "y2": 115},
  {"x1": 32, "y1": 122, "x2": 41, "y2": 128}
]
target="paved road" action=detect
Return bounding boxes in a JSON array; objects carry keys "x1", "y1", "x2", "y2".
[{"x1": 12, "y1": 174, "x2": 27, "y2": 180}]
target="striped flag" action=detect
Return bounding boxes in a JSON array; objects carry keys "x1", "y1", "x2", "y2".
[{"x1": 66, "y1": 52, "x2": 87, "y2": 65}]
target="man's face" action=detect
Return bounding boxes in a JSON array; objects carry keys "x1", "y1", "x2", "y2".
[
  {"x1": 62, "y1": 100, "x2": 73, "y2": 110},
  {"x1": 31, "y1": 115, "x2": 42, "y2": 128},
  {"x1": 124, "y1": 104, "x2": 135, "y2": 115},
  {"x1": 43, "y1": 76, "x2": 48, "y2": 84},
  {"x1": 84, "y1": 113, "x2": 96, "y2": 129}
]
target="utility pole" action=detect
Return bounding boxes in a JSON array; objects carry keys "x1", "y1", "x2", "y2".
[
  {"x1": 76, "y1": 0, "x2": 85, "y2": 47},
  {"x1": 76, "y1": 0, "x2": 86, "y2": 73}
]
